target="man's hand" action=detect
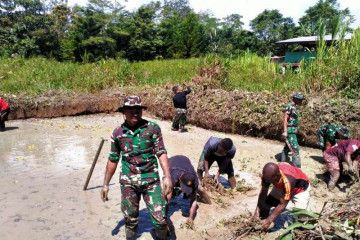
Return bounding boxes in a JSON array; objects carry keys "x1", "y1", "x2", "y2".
[
  {"x1": 349, "y1": 164, "x2": 355, "y2": 174},
  {"x1": 100, "y1": 185, "x2": 109, "y2": 202},
  {"x1": 184, "y1": 218, "x2": 194, "y2": 229},
  {"x1": 162, "y1": 176, "x2": 173, "y2": 195},
  {"x1": 262, "y1": 219, "x2": 271, "y2": 230},
  {"x1": 214, "y1": 172, "x2": 220, "y2": 182}
]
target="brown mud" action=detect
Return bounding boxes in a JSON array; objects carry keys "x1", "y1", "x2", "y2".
[{"x1": 1, "y1": 113, "x2": 358, "y2": 240}]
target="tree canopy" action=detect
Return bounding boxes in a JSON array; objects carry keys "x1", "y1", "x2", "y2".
[{"x1": 0, "y1": 0, "x2": 356, "y2": 61}]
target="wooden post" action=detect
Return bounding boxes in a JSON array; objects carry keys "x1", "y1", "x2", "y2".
[{"x1": 83, "y1": 138, "x2": 106, "y2": 190}]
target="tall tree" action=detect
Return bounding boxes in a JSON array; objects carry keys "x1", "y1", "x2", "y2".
[
  {"x1": 298, "y1": 0, "x2": 354, "y2": 35},
  {"x1": 176, "y1": 12, "x2": 205, "y2": 58},
  {"x1": 0, "y1": 0, "x2": 61, "y2": 58},
  {"x1": 125, "y1": 1, "x2": 163, "y2": 61},
  {"x1": 64, "y1": 0, "x2": 128, "y2": 62},
  {"x1": 250, "y1": 9, "x2": 295, "y2": 55}
]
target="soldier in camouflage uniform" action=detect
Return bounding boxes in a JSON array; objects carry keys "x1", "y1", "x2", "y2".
[
  {"x1": 317, "y1": 124, "x2": 350, "y2": 152},
  {"x1": 101, "y1": 96, "x2": 173, "y2": 240},
  {"x1": 172, "y1": 83, "x2": 191, "y2": 133},
  {"x1": 281, "y1": 92, "x2": 305, "y2": 168}
]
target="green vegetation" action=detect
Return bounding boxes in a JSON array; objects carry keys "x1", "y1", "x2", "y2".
[
  {"x1": 0, "y1": 0, "x2": 354, "y2": 61},
  {"x1": 1, "y1": 27, "x2": 359, "y2": 97},
  {"x1": 0, "y1": 58, "x2": 200, "y2": 94}
]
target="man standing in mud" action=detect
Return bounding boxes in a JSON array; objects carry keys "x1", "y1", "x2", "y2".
[
  {"x1": 317, "y1": 122, "x2": 350, "y2": 152},
  {"x1": 281, "y1": 92, "x2": 305, "y2": 168},
  {"x1": 197, "y1": 136, "x2": 237, "y2": 189},
  {"x1": 100, "y1": 96, "x2": 173, "y2": 240},
  {"x1": 323, "y1": 139, "x2": 360, "y2": 190},
  {"x1": 165, "y1": 155, "x2": 211, "y2": 229},
  {"x1": 172, "y1": 83, "x2": 191, "y2": 133},
  {"x1": 254, "y1": 162, "x2": 311, "y2": 230},
  {"x1": 0, "y1": 96, "x2": 10, "y2": 129}
]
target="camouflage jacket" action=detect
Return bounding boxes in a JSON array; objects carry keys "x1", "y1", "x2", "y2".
[
  {"x1": 316, "y1": 124, "x2": 339, "y2": 148},
  {"x1": 284, "y1": 102, "x2": 299, "y2": 133},
  {"x1": 109, "y1": 119, "x2": 167, "y2": 184}
]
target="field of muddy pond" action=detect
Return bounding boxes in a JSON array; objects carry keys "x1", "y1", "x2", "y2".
[{"x1": 0, "y1": 113, "x2": 356, "y2": 240}]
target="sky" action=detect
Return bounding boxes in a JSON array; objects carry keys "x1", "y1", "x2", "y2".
[{"x1": 67, "y1": 0, "x2": 360, "y2": 30}]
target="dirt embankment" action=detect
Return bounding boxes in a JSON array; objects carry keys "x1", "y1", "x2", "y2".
[{"x1": 5, "y1": 86, "x2": 360, "y2": 148}]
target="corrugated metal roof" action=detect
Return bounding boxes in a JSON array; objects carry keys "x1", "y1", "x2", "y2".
[{"x1": 276, "y1": 33, "x2": 352, "y2": 44}]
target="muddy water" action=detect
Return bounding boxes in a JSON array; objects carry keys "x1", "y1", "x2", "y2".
[{"x1": 0, "y1": 113, "x2": 349, "y2": 240}]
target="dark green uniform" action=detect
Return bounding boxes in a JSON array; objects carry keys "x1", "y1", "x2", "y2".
[
  {"x1": 317, "y1": 124, "x2": 350, "y2": 151},
  {"x1": 109, "y1": 119, "x2": 167, "y2": 231},
  {"x1": 282, "y1": 102, "x2": 301, "y2": 168}
]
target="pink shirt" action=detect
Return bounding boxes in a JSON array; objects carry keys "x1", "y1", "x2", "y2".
[{"x1": 325, "y1": 140, "x2": 360, "y2": 161}]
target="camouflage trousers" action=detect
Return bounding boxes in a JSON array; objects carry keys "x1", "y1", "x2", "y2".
[
  {"x1": 282, "y1": 133, "x2": 301, "y2": 168},
  {"x1": 120, "y1": 180, "x2": 167, "y2": 230},
  {"x1": 283, "y1": 133, "x2": 300, "y2": 155},
  {"x1": 172, "y1": 108, "x2": 187, "y2": 130}
]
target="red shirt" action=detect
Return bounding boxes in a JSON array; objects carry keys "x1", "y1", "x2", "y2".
[
  {"x1": 0, "y1": 99, "x2": 10, "y2": 111},
  {"x1": 262, "y1": 164, "x2": 310, "y2": 201}
]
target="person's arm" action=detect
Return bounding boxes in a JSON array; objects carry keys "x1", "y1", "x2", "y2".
[
  {"x1": 345, "y1": 152, "x2": 355, "y2": 172},
  {"x1": 182, "y1": 82, "x2": 191, "y2": 93},
  {"x1": 254, "y1": 185, "x2": 269, "y2": 217},
  {"x1": 203, "y1": 158, "x2": 210, "y2": 178},
  {"x1": 165, "y1": 185, "x2": 173, "y2": 203},
  {"x1": 282, "y1": 113, "x2": 289, "y2": 137},
  {"x1": 197, "y1": 184, "x2": 211, "y2": 204},
  {"x1": 215, "y1": 157, "x2": 231, "y2": 182},
  {"x1": 152, "y1": 123, "x2": 173, "y2": 194},
  {"x1": 158, "y1": 154, "x2": 173, "y2": 195},
  {"x1": 186, "y1": 191, "x2": 198, "y2": 229},
  {"x1": 263, "y1": 197, "x2": 289, "y2": 230},
  {"x1": 353, "y1": 160, "x2": 359, "y2": 181},
  {"x1": 101, "y1": 160, "x2": 118, "y2": 202},
  {"x1": 317, "y1": 127, "x2": 325, "y2": 150},
  {"x1": 101, "y1": 131, "x2": 120, "y2": 202}
]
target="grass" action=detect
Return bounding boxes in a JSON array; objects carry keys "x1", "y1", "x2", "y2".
[
  {"x1": 0, "y1": 57, "x2": 200, "y2": 95},
  {"x1": 1, "y1": 29, "x2": 359, "y2": 96}
]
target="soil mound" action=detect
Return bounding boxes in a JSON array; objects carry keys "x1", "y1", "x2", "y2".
[
  {"x1": 201, "y1": 177, "x2": 231, "y2": 197},
  {"x1": 4, "y1": 84, "x2": 360, "y2": 149},
  {"x1": 224, "y1": 212, "x2": 264, "y2": 239}
]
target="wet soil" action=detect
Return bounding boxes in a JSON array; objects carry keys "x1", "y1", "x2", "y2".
[{"x1": 1, "y1": 113, "x2": 356, "y2": 240}]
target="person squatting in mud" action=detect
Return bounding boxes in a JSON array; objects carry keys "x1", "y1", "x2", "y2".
[
  {"x1": 254, "y1": 162, "x2": 311, "y2": 230},
  {"x1": 0, "y1": 96, "x2": 10, "y2": 129},
  {"x1": 100, "y1": 96, "x2": 173, "y2": 240},
  {"x1": 323, "y1": 139, "x2": 360, "y2": 190},
  {"x1": 281, "y1": 92, "x2": 305, "y2": 168},
  {"x1": 172, "y1": 83, "x2": 191, "y2": 133},
  {"x1": 165, "y1": 155, "x2": 211, "y2": 229},
  {"x1": 317, "y1": 120, "x2": 350, "y2": 152},
  {"x1": 197, "y1": 136, "x2": 237, "y2": 189}
]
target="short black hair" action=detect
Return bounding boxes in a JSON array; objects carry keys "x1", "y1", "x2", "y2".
[
  {"x1": 172, "y1": 86, "x2": 179, "y2": 92},
  {"x1": 220, "y1": 138, "x2": 233, "y2": 151}
]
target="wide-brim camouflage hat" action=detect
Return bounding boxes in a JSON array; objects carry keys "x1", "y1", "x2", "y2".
[
  {"x1": 292, "y1": 92, "x2": 305, "y2": 100},
  {"x1": 118, "y1": 95, "x2": 148, "y2": 112}
]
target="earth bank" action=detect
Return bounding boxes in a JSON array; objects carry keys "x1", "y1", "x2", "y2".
[{"x1": 5, "y1": 86, "x2": 360, "y2": 148}]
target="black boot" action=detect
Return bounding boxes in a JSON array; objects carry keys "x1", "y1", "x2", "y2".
[
  {"x1": 155, "y1": 227, "x2": 167, "y2": 240},
  {"x1": 292, "y1": 154, "x2": 301, "y2": 168},
  {"x1": 280, "y1": 151, "x2": 288, "y2": 162},
  {"x1": 125, "y1": 227, "x2": 137, "y2": 240}
]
